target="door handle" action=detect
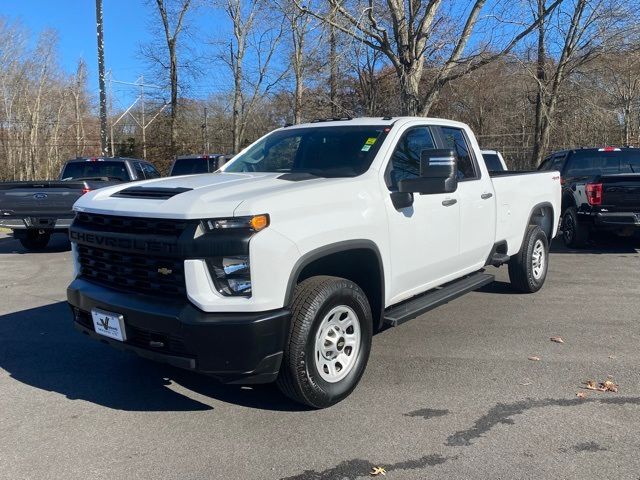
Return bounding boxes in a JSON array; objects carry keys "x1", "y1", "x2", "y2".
[
  {"x1": 441, "y1": 199, "x2": 457, "y2": 207},
  {"x1": 481, "y1": 193, "x2": 493, "y2": 200}
]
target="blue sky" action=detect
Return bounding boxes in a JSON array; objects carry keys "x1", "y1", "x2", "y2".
[{"x1": 1, "y1": 0, "x2": 233, "y2": 106}]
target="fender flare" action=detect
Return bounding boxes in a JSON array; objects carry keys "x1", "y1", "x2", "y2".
[
  {"x1": 526, "y1": 201, "x2": 555, "y2": 239},
  {"x1": 283, "y1": 239, "x2": 386, "y2": 310}
]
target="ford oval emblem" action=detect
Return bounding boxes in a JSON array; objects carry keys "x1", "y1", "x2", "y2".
[{"x1": 33, "y1": 193, "x2": 48, "y2": 200}]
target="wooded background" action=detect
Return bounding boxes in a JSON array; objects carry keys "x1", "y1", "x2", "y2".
[{"x1": 1, "y1": 0, "x2": 639, "y2": 180}]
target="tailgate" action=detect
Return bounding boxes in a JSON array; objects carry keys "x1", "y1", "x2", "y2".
[
  {"x1": 0, "y1": 181, "x2": 86, "y2": 217},
  {"x1": 600, "y1": 174, "x2": 640, "y2": 211}
]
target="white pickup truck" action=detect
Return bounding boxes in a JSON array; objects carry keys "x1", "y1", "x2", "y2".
[{"x1": 67, "y1": 117, "x2": 561, "y2": 408}]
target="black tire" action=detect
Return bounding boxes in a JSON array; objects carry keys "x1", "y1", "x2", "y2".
[
  {"x1": 562, "y1": 207, "x2": 589, "y2": 248},
  {"x1": 18, "y1": 231, "x2": 51, "y2": 251},
  {"x1": 276, "y1": 276, "x2": 373, "y2": 409},
  {"x1": 508, "y1": 225, "x2": 549, "y2": 293}
]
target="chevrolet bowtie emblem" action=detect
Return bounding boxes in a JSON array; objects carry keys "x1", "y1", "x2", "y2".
[{"x1": 157, "y1": 267, "x2": 173, "y2": 275}]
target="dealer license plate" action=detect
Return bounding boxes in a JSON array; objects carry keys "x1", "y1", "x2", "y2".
[{"x1": 91, "y1": 308, "x2": 126, "y2": 342}]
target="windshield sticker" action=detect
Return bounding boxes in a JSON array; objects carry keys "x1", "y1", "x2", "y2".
[
  {"x1": 365, "y1": 137, "x2": 377, "y2": 145},
  {"x1": 361, "y1": 144, "x2": 372, "y2": 152}
]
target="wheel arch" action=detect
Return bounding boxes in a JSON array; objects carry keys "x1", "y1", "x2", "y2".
[
  {"x1": 284, "y1": 240, "x2": 386, "y2": 331},
  {"x1": 527, "y1": 201, "x2": 555, "y2": 240},
  {"x1": 561, "y1": 189, "x2": 576, "y2": 213}
]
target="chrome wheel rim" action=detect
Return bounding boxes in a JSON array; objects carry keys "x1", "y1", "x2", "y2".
[
  {"x1": 314, "y1": 305, "x2": 361, "y2": 383},
  {"x1": 532, "y1": 239, "x2": 546, "y2": 280}
]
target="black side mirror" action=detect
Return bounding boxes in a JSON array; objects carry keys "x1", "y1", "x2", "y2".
[
  {"x1": 398, "y1": 149, "x2": 458, "y2": 195},
  {"x1": 390, "y1": 191, "x2": 414, "y2": 210}
]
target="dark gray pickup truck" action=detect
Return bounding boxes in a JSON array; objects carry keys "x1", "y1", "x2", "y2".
[{"x1": 0, "y1": 157, "x2": 160, "y2": 250}]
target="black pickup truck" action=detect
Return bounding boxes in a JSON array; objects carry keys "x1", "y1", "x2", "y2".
[
  {"x1": 539, "y1": 147, "x2": 640, "y2": 247},
  {"x1": 0, "y1": 157, "x2": 160, "y2": 250}
]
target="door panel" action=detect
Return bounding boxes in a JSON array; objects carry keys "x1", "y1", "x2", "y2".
[
  {"x1": 439, "y1": 126, "x2": 496, "y2": 269},
  {"x1": 384, "y1": 126, "x2": 461, "y2": 302}
]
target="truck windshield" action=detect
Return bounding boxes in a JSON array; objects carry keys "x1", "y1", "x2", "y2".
[
  {"x1": 60, "y1": 161, "x2": 129, "y2": 181},
  {"x1": 171, "y1": 158, "x2": 216, "y2": 176},
  {"x1": 224, "y1": 126, "x2": 388, "y2": 177},
  {"x1": 566, "y1": 151, "x2": 640, "y2": 176}
]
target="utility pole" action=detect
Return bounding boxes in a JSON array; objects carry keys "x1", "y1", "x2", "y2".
[
  {"x1": 202, "y1": 106, "x2": 209, "y2": 154},
  {"x1": 329, "y1": 4, "x2": 338, "y2": 118},
  {"x1": 109, "y1": 76, "x2": 167, "y2": 160},
  {"x1": 95, "y1": 0, "x2": 109, "y2": 156}
]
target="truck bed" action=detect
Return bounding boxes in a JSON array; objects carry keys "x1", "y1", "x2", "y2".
[{"x1": 491, "y1": 170, "x2": 561, "y2": 256}]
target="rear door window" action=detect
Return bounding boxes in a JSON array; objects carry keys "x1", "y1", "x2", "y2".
[
  {"x1": 482, "y1": 153, "x2": 504, "y2": 171},
  {"x1": 440, "y1": 127, "x2": 478, "y2": 180}
]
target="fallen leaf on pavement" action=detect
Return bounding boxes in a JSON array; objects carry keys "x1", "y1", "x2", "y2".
[
  {"x1": 550, "y1": 336, "x2": 565, "y2": 344},
  {"x1": 585, "y1": 380, "x2": 603, "y2": 391},
  {"x1": 521, "y1": 382, "x2": 533, "y2": 386},
  {"x1": 370, "y1": 467, "x2": 386, "y2": 476},
  {"x1": 528, "y1": 356, "x2": 541, "y2": 361},
  {"x1": 584, "y1": 379, "x2": 618, "y2": 393},
  {"x1": 576, "y1": 392, "x2": 587, "y2": 399}
]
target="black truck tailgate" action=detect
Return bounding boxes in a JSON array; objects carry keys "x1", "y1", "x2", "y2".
[
  {"x1": 0, "y1": 181, "x2": 88, "y2": 217},
  {"x1": 600, "y1": 174, "x2": 640, "y2": 211}
]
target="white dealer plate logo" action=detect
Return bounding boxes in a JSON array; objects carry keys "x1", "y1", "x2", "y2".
[{"x1": 91, "y1": 308, "x2": 126, "y2": 342}]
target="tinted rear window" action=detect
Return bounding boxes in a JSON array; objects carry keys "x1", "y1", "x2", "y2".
[
  {"x1": 171, "y1": 158, "x2": 216, "y2": 176},
  {"x1": 61, "y1": 161, "x2": 129, "y2": 181},
  {"x1": 482, "y1": 153, "x2": 504, "y2": 171},
  {"x1": 566, "y1": 151, "x2": 640, "y2": 176}
]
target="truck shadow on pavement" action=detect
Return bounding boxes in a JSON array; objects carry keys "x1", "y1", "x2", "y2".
[
  {"x1": 549, "y1": 235, "x2": 639, "y2": 255},
  {"x1": 0, "y1": 233, "x2": 71, "y2": 254},
  {"x1": 0, "y1": 301, "x2": 306, "y2": 412}
]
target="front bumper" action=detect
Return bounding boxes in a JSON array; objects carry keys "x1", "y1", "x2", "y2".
[{"x1": 67, "y1": 278, "x2": 290, "y2": 384}]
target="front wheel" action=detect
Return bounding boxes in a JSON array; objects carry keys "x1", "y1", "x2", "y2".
[
  {"x1": 508, "y1": 225, "x2": 549, "y2": 293},
  {"x1": 18, "y1": 230, "x2": 51, "y2": 251},
  {"x1": 276, "y1": 276, "x2": 372, "y2": 408}
]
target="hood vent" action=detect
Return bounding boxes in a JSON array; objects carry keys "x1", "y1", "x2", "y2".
[{"x1": 111, "y1": 186, "x2": 192, "y2": 200}]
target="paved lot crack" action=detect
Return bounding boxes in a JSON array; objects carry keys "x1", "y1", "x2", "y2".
[
  {"x1": 446, "y1": 396, "x2": 640, "y2": 447},
  {"x1": 280, "y1": 454, "x2": 451, "y2": 480}
]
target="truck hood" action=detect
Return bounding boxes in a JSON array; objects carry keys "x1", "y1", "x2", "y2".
[{"x1": 73, "y1": 172, "x2": 332, "y2": 219}]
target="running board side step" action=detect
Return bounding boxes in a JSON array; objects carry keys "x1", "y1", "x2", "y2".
[{"x1": 383, "y1": 273, "x2": 495, "y2": 327}]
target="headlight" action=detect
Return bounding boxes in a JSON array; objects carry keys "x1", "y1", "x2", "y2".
[
  {"x1": 207, "y1": 256, "x2": 252, "y2": 296},
  {"x1": 202, "y1": 214, "x2": 269, "y2": 232}
]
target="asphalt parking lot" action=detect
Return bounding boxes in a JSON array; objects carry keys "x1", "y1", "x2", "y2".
[{"x1": 1, "y1": 232, "x2": 639, "y2": 480}]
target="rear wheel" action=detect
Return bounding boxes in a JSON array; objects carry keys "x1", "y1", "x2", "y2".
[
  {"x1": 276, "y1": 276, "x2": 372, "y2": 408},
  {"x1": 18, "y1": 230, "x2": 51, "y2": 251},
  {"x1": 562, "y1": 207, "x2": 589, "y2": 248},
  {"x1": 508, "y1": 225, "x2": 549, "y2": 293}
]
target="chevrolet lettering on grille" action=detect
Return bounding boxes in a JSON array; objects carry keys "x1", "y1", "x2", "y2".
[{"x1": 70, "y1": 230, "x2": 176, "y2": 254}]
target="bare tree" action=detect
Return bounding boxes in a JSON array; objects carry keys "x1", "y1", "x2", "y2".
[
  {"x1": 71, "y1": 59, "x2": 88, "y2": 157},
  {"x1": 529, "y1": 0, "x2": 632, "y2": 165},
  {"x1": 279, "y1": 0, "x2": 319, "y2": 124},
  {"x1": 152, "y1": 0, "x2": 192, "y2": 158},
  {"x1": 220, "y1": 0, "x2": 286, "y2": 152},
  {"x1": 297, "y1": 0, "x2": 564, "y2": 116},
  {"x1": 593, "y1": 49, "x2": 640, "y2": 145}
]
